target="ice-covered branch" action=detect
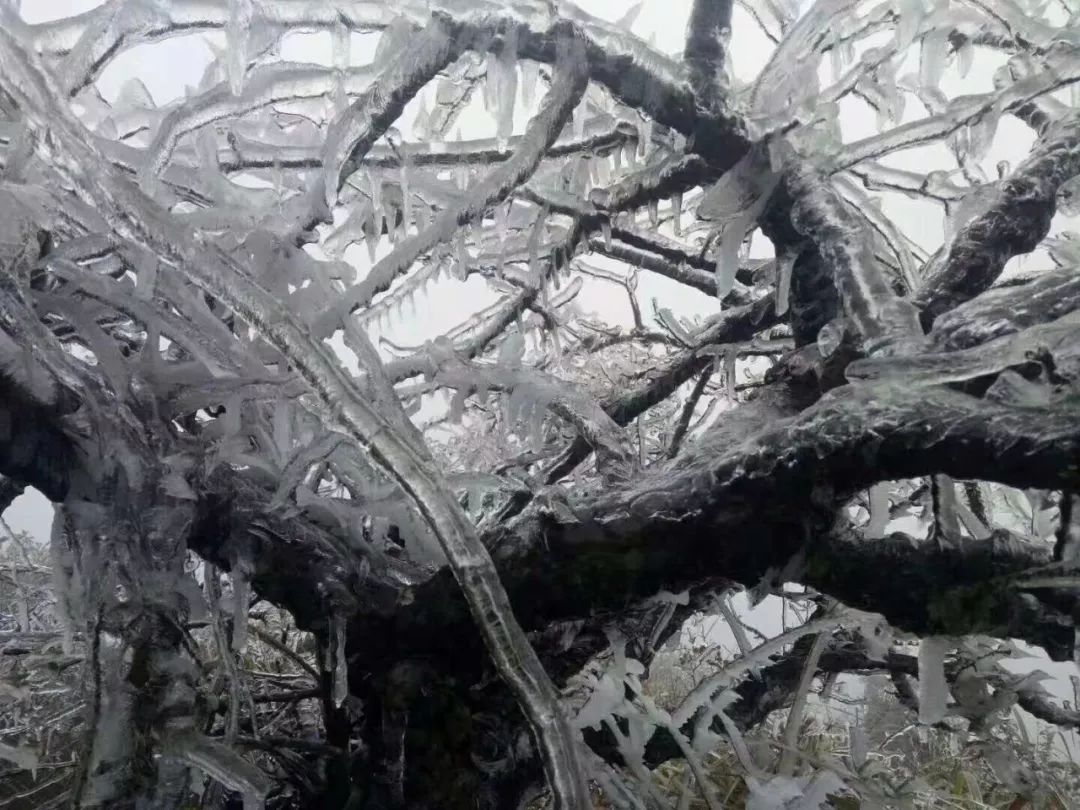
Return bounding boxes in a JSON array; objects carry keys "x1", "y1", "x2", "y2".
[
  {"x1": 830, "y1": 59, "x2": 1080, "y2": 172},
  {"x1": 786, "y1": 165, "x2": 922, "y2": 352},
  {"x1": 589, "y1": 152, "x2": 708, "y2": 214},
  {"x1": 322, "y1": 20, "x2": 458, "y2": 208},
  {"x1": 915, "y1": 110, "x2": 1080, "y2": 325},
  {"x1": 846, "y1": 308, "x2": 1080, "y2": 387},
  {"x1": 684, "y1": 0, "x2": 734, "y2": 112},
  {"x1": 544, "y1": 293, "x2": 779, "y2": 483},
  {"x1": 468, "y1": 382, "x2": 1080, "y2": 653},
  {"x1": 587, "y1": 236, "x2": 720, "y2": 296},
  {"x1": 313, "y1": 35, "x2": 588, "y2": 337},
  {"x1": 33, "y1": 0, "x2": 706, "y2": 145},
  {"x1": 431, "y1": 357, "x2": 636, "y2": 482},
  {"x1": 219, "y1": 116, "x2": 632, "y2": 173},
  {"x1": 0, "y1": 25, "x2": 593, "y2": 808},
  {"x1": 144, "y1": 62, "x2": 379, "y2": 178},
  {"x1": 930, "y1": 262, "x2": 1080, "y2": 351}
]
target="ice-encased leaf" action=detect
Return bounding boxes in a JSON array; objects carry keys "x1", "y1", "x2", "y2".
[
  {"x1": 0, "y1": 741, "x2": 38, "y2": 773},
  {"x1": 616, "y1": 2, "x2": 644, "y2": 30},
  {"x1": 117, "y1": 77, "x2": 155, "y2": 110},
  {"x1": 918, "y1": 636, "x2": 950, "y2": 724},
  {"x1": 698, "y1": 145, "x2": 780, "y2": 298},
  {"x1": 497, "y1": 328, "x2": 525, "y2": 369},
  {"x1": 573, "y1": 670, "x2": 625, "y2": 730},
  {"x1": 919, "y1": 27, "x2": 951, "y2": 90}
]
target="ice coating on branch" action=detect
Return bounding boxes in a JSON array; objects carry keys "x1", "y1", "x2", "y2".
[{"x1": 918, "y1": 636, "x2": 950, "y2": 724}]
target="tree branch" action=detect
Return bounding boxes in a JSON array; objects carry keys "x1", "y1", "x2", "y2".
[
  {"x1": 313, "y1": 35, "x2": 589, "y2": 338},
  {"x1": 0, "y1": 25, "x2": 594, "y2": 808},
  {"x1": 915, "y1": 110, "x2": 1080, "y2": 326}
]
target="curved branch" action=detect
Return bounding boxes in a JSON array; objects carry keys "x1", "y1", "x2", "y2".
[
  {"x1": 915, "y1": 110, "x2": 1080, "y2": 325},
  {"x1": 321, "y1": 20, "x2": 459, "y2": 208},
  {"x1": 0, "y1": 26, "x2": 593, "y2": 808},
  {"x1": 313, "y1": 37, "x2": 589, "y2": 337}
]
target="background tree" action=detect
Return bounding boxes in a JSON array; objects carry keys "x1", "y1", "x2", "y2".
[{"x1": 0, "y1": 0, "x2": 1079, "y2": 807}]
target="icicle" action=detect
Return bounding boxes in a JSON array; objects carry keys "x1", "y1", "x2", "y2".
[
  {"x1": 956, "y1": 40, "x2": 974, "y2": 78},
  {"x1": 527, "y1": 207, "x2": 546, "y2": 279},
  {"x1": 598, "y1": 155, "x2": 614, "y2": 187},
  {"x1": 364, "y1": 210, "x2": 379, "y2": 263},
  {"x1": 495, "y1": 201, "x2": 509, "y2": 275},
  {"x1": 521, "y1": 60, "x2": 539, "y2": 109},
  {"x1": 491, "y1": 27, "x2": 518, "y2": 147},
  {"x1": 637, "y1": 116, "x2": 652, "y2": 159},
  {"x1": 572, "y1": 103, "x2": 586, "y2": 139},
  {"x1": 865, "y1": 483, "x2": 890, "y2": 538},
  {"x1": 671, "y1": 192, "x2": 682, "y2": 236},
  {"x1": 332, "y1": 20, "x2": 350, "y2": 71},
  {"x1": 333, "y1": 614, "x2": 348, "y2": 707},
  {"x1": 226, "y1": 0, "x2": 254, "y2": 96},
  {"x1": 600, "y1": 218, "x2": 612, "y2": 250},
  {"x1": 135, "y1": 249, "x2": 159, "y2": 302},
  {"x1": 647, "y1": 198, "x2": 659, "y2": 227},
  {"x1": 714, "y1": 229, "x2": 741, "y2": 299},
  {"x1": 368, "y1": 170, "x2": 384, "y2": 238},
  {"x1": 918, "y1": 636, "x2": 950, "y2": 725},
  {"x1": 453, "y1": 231, "x2": 469, "y2": 281},
  {"x1": 775, "y1": 251, "x2": 795, "y2": 315},
  {"x1": 400, "y1": 147, "x2": 412, "y2": 237},
  {"x1": 725, "y1": 350, "x2": 737, "y2": 400},
  {"x1": 231, "y1": 567, "x2": 249, "y2": 653},
  {"x1": 613, "y1": 141, "x2": 623, "y2": 172}
]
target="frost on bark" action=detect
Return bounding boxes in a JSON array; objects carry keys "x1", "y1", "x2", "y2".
[{"x1": 1, "y1": 1, "x2": 1080, "y2": 809}]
